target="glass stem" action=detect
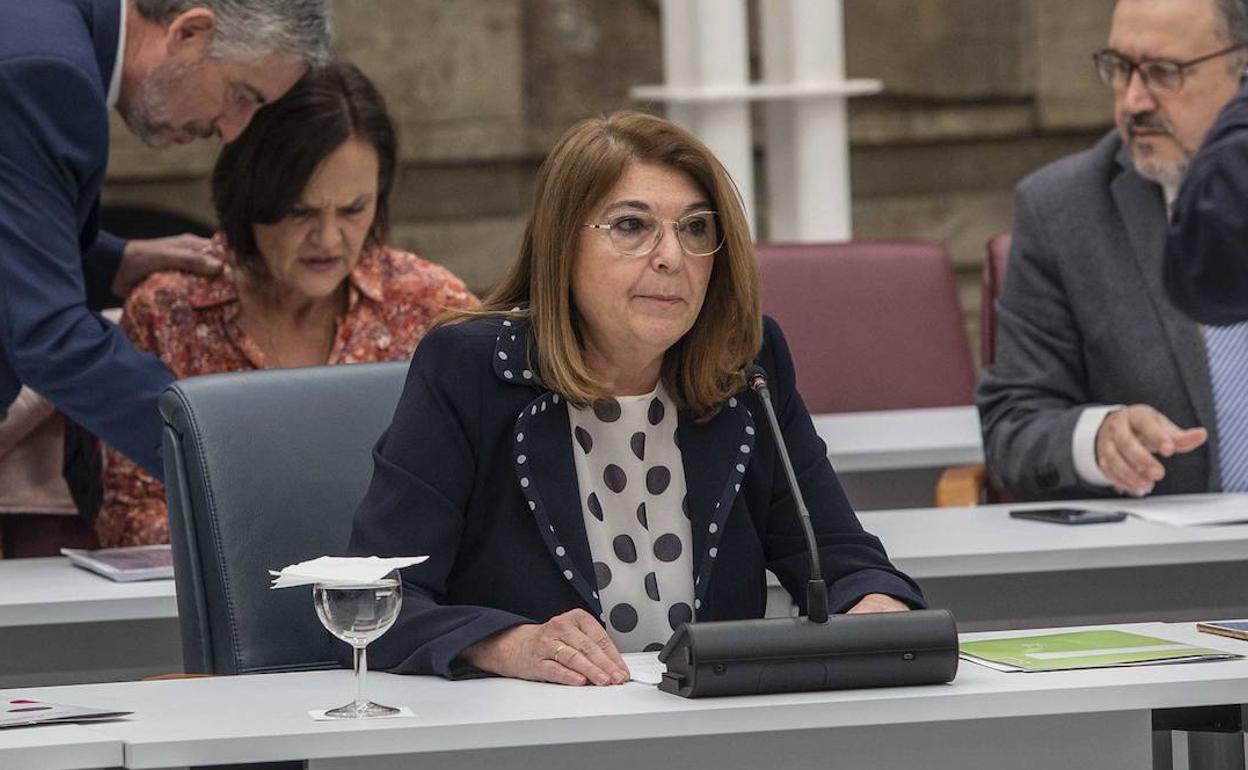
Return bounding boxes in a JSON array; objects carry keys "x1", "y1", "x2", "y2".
[{"x1": 354, "y1": 644, "x2": 368, "y2": 707}]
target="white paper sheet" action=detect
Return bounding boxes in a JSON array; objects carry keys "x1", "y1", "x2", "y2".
[
  {"x1": 269, "y1": 555, "x2": 428, "y2": 589},
  {"x1": 622, "y1": 652, "x2": 664, "y2": 685},
  {"x1": 1084, "y1": 494, "x2": 1248, "y2": 527}
]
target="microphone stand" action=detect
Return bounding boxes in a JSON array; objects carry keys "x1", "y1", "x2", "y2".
[
  {"x1": 655, "y1": 365, "x2": 958, "y2": 698},
  {"x1": 746, "y1": 366, "x2": 828, "y2": 623}
]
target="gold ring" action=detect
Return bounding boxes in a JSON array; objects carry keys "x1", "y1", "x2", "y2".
[{"x1": 551, "y1": 643, "x2": 568, "y2": 662}]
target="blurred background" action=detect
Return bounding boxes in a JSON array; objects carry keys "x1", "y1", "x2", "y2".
[{"x1": 101, "y1": 0, "x2": 1118, "y2": 367}]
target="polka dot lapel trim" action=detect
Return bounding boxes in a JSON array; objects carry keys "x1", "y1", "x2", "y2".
[
  {"x1": 690, "y1": 394, "x2": 757, "y2": 609},
  {"x1": 492, "y1": 313, "x2": 542, "y2": 387},
  {"x1": 512, "y1": 390, "x2": 602, "y2": 616}
]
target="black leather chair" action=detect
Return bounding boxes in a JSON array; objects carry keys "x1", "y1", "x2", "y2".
[{"x1": 160, "y1": 362, "x2": 409, "y2": 675}]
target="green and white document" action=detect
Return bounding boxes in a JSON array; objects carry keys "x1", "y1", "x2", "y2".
[{"x1": 960, "y1": 629, "x2": 1241, "y2": 672}]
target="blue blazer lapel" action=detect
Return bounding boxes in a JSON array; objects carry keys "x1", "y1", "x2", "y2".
[
  {"x1": 678, "y1": 393, "x2": 756, "y2": 611},
  {"x1": 494, "y1": 320, "x2": 601, "y2": 615}
]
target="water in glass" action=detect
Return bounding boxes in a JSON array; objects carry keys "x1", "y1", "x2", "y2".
[{"x1": 313, "y1": 576, "x2": 402, "y2": 718}]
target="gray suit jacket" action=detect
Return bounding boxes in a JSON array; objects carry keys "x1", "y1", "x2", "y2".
[{"x1": 977, "y1": 131, "x2": 1218, "y2": 500}]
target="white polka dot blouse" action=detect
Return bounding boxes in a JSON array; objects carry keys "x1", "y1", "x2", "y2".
[{"x1": 567, "y1": 383, "x2": 694, "y2": 653}]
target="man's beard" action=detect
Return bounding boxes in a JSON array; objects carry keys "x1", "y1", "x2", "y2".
[
  {"x1": 118, "y1": 60, "x2": 215, "y2": 148},
  {"x1": 1125, "y1": 112, "x2": 1190, "y2": 191}
]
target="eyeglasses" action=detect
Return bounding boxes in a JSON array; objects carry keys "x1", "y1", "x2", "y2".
[
  {"x1": 1092, "y1": 44, "x2": 1244, "y2": 95},
  {"x1": 585, "y1": 211, "x2": 724, "y2": 258}
]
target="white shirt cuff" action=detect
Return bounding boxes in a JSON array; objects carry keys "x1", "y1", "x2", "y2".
[{"x1": 1072, "y1": 405, "x2": 1123, "y2": 488}]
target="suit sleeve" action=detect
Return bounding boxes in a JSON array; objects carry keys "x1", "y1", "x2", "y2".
[
  {"x1": 347, "y1": 324, "x2": 531, "y2": 678},
  {"x1": 83, "y1": 230, "x2": 126, "y2": 310},
  {"x1": 758, "y1": 317, "x2": 926, "y2": 613},
  {"x1": 1165, "y1": 84, "x2": 1248, "y2": 325},
  {"x1": 976, "y1": 185, "x2": 1113, "y2": 500},
  {"x1": 0, "y1": 57, "x2": 171, "y2": 478}
]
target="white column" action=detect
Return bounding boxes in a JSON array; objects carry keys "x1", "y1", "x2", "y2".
[
  {"x1": 635, "y1": 0, "x2": 878, "y2": 241},
  {"x1": 657, "y1": 0, "x2": 755, "y2": 232},
  {"x1": 761, "y1": 0, "x2": 861, "y2": 241}
]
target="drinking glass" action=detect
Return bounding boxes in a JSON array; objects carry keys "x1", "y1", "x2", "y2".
[{"x1": 313, "y1": 571, "x2": 402, "y2": 718}]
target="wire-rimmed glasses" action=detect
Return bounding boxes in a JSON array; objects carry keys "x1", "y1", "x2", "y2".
[
  {"x1": 1092, "y1": 44, "x2": 1245, "y2": 95},
  {"x1": 585, "y1": 210, "x2": 724, "y2": 258}
]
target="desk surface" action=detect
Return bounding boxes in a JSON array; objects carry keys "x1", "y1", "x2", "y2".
[
  {"x1": 866, "y1": 497, "x2": 1248, "y2": 579},
  {"x1": 0, "y1": 558, "x2": 175, "y2": 628},
  {"x1": 0, "y1": 723, "x2": 122, "y2": 770},
  {"x1": 3, "y1": 494, "x2": 1246, "y2": 627},
  {"x1": 812, "y1": 405, "x2": 982, "y2": 472},
  {"x1": 1, "y1": 621, "x2": 1244, "y2": 769}
]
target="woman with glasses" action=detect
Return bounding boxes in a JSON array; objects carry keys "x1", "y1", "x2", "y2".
[{"x1": 348, "y1": 111, "x2": 923, "y2": 685}]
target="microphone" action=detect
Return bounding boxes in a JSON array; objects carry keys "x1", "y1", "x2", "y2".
[
  {"x1": 655, "y1": 364, "x2": 958, "y2": 698},
  {"x1": 746, "y1": 364, "x2": 828, "y2": 623}
]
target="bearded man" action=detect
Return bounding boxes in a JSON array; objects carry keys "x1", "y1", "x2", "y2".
[
  {"x1": 978, "y1": 0, "x2": 1248, "y2": 500},
  {"x1": 0, "y1": 0, "x2": 331, "y2": 478}
]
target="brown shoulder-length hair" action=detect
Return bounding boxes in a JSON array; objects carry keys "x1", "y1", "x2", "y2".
[
  {"x1": 211, "y1": 60, "x2": 397, "y2": 275},
  {"x1": 450, "y1": 110, "x2": 761, "y2": 419}
]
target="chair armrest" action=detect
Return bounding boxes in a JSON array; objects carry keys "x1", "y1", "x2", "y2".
[
  {"x1": 935, "y1": 465, "x2": 986, "y2": 507},
  {"x1": 142, "y1": 672, "x2": 218, "y2": 681}
]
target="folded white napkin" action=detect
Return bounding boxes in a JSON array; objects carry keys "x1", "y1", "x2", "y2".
[{"x1": 268, "y1": 555, "x2": 428, "y2": 589}]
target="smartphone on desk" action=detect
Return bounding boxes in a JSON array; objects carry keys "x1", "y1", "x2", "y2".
[{"x1": 1009, "y1": 508, "x2": 1128, "y2": 525}]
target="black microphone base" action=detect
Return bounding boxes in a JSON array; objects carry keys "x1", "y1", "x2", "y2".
[{"x1": 656, "y1": 609, "x2": 958, "y2": 698}]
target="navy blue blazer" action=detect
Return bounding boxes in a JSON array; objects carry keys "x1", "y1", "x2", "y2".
[
  {"x1": 0, "y1": 0, "x2": 170, "y2": 475},
  {"x1": 348, "y1": 315, "x2": 925, "y2": 678},
  {"x1": 1166, "y1": 79, "x2": 1248, "y2": 326}
]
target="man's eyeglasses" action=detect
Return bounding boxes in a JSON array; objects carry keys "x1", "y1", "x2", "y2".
[
  {"x1": 585, "y1": 211, "x2": 724, "y2": 258},
  {"x1": 1092, "y1": 44, "x2": 1245, "y2": 95}
]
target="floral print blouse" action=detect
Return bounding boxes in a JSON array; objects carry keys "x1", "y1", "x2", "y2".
[{"x1": 97, "y1": 245, "x2": 478, "y2": 548}]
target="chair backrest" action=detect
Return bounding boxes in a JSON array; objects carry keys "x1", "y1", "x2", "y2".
[
  {"x1": 160, "y1": 362, "x2": 409, "y2": 675},
  {"x1": 756, "y1": 240, "x2": 975, "y2": 413},
  {"x1": 981, "y1": 232, "x2": 1011, "y2": 368}
]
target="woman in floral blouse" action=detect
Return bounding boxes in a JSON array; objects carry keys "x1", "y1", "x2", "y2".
[{"x1": 98, "y1": 61, "x2": 477, "y2": 547}]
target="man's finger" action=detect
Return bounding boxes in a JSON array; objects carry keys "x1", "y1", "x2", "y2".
[
  {"x1": 1099, "y1": 441, "x2": 1153, "y2": 493},
  {"x1": 1130, "y1": 408, "x2": 1186, "y2": 456},
  {"x1": 1172, "y1": 427, "x2": 1208, "y2": 453},
  {"x1": 1114, "y1": 430, "x2": 1165, "y2": 481}
]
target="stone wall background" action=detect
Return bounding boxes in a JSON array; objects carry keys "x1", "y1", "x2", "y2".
[{"x1": 103, "y1": 0, "x2": 1117, "y2": 367}]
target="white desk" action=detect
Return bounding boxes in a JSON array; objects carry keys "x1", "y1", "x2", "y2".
[
  {"x1": 0, "y1": 559, "x2": 179, "y2": 688},
  {"x1": 870, "y1": 498, "x2": 1248, "y2": 630},
  {"x1": 811, "y1": 405, "x2": 982, "y2": 472},
  {"x1": 5, "y1": 621, "x2": 1247, "y2": 770},
  {"x1": 0, "y1": 723, "x2": 122, "y2": 770},
  {"x1": 0, "y1": 558, "x2": 175, "y2": 628},
  {"x1": 6, "y1": 494, "x2": 1248, "y2": 685}
]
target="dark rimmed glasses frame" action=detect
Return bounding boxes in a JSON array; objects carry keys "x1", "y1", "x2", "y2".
[{"x1": 1092, "y1": 44, "x2": 1246, "y2": 94}]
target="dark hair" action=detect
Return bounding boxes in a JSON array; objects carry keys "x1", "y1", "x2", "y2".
[{"x1": 211, "y1": 60, "x2": 396, "y2": 275}]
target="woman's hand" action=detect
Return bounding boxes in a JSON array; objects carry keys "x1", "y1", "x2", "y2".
[
  {"x1": 846, "y1": 593, "x2": 910, "y2": 614},
  {"x1": 460, "y1": 609, "x2": 630, "y2": 686}
]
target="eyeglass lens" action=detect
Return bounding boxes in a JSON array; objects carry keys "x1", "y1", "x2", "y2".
[
  {"x1": 1096, "y1": 52, "x2": 1184, "y2": 92},
  {"x1": 608, "y1": 212, "x2": 723, "y2": 257}
]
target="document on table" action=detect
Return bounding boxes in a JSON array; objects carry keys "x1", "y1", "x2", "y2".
[
  {"x1": 1085, "y1": 494, "x2": 1248, "y2": 527},
  {"x1": 623, "y1": 652, "x2": 664, "y2": 685},
  {"x1": 960, "y1": 629, "x2": 1240, "y2": 673},
  {"x1": 1, "y1": 699, "x2": 131, "y2": 728}
]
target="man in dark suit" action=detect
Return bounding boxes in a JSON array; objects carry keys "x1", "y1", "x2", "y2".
[
  {"x1": 978, "y1": 0, "x2": 1247, "y2": 500},
  {"x1": 0, "y1": 0, "x2": 331, "y2": 478}
]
